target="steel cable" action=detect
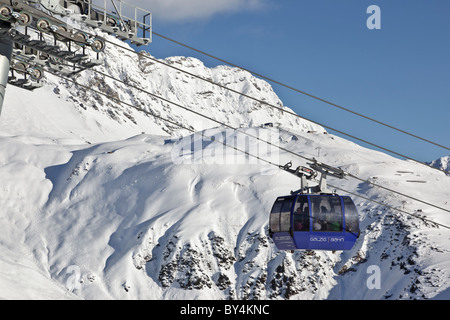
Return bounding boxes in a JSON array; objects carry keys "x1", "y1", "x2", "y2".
[{"x1": 44, "y1": 69, "x2": 450, "y2": 230}]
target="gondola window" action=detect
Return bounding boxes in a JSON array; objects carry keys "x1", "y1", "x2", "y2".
[{"x1": 311, "y1": 196, "x2": 343, "y2": 232}]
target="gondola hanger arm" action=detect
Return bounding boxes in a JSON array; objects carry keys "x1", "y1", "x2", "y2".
[{"x1": 279, "y1": 160, "x2": 349, "y2": 195}]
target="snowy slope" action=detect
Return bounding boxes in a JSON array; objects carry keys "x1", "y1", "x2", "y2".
[
  {"x1": 1, "y1": 126, "x2": 449, "y2": 300},
  {"x1": 0, "y1": 28, "x2": 450, "y2": 300}
]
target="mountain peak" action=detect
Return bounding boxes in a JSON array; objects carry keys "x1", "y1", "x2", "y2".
[{"x1": 428, "y1": 156, "x2": 450, "y2": 173}]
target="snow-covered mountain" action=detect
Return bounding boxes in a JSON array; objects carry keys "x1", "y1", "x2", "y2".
[
  {"x1": 429, "y1": 156, "x2": 450, "y2": 173},
  {"x1": 0, "y1": 29, "x2": 449, "y2": 300}
]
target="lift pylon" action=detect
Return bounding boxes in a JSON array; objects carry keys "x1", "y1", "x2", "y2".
[
  {"x1": 0, "y1": 0, "x2": 152, "y2": 115},
  {"x1": 0, "y1": 32, "x2": 12, "y2": 115}
]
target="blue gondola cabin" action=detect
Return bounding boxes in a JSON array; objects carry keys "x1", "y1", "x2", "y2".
[{"x1": 269, "y1": 194, "x2": 360, "y2": 251}]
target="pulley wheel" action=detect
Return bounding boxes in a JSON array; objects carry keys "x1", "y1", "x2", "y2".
[
  {"x1": 29, "y1": 67, "x2": 44, "y2": 81},
  {"x1": 91, "y1": 37, "x2": 106, "y2": 53},
  {"x1": 13, "y1": 62, "x2": 27, "y2": 74},
  {"x1": 36, "y1": 18, "x2": 51, "y2": 33},
  {"x1": 54, "y1": 25, "x2": 69, "y2": 41},
  {"x1": 73, "y1": 31, "x2": 88, "y2": 47},
  {"x1": 18, "y1": 10, "x2": 32, "y2": 26},
  {"x1": 106, "y1": 15, "x2": 119, "y2": 27},
  {"x1": 0, "y1": 5, "x2": 13, "y2": 21}
]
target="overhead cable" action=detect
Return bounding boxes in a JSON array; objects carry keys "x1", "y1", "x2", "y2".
[
  {"x1": 61, "y1": 52, "x2": 450, "y2": 217},
  {"x1": 91, "y1": 35, "x2": 450, "y2": 176},
  {"x1": 153, "y1": 32, "x2": 450, "y2": 153},
  {"x1": 45, "y1": 69, "x2": 450, "y2": 230}
]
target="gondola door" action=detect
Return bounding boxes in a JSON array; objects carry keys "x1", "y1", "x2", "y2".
[
  {"x1": 292, "y1": 195, "x2": 311, "y2": 249},
  {"x1": 269, "y1": 196, "x2": 296, "y2": 250},
  {"x1": 308, "y1": 195, "x2": 346, "y2": 250}
]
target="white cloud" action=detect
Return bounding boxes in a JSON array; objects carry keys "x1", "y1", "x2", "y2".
[{"x1": 131, "y1": 0, "x2": 268, "y2": 22}]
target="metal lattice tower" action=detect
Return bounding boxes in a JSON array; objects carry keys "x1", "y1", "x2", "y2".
[{"x1": 0, "y1": 0, "x2": 152, "y2": 115}]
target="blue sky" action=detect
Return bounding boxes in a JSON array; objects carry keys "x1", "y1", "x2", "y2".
[{"x1": 136, "y1": 0, "x2": 450, "y2": 163}]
